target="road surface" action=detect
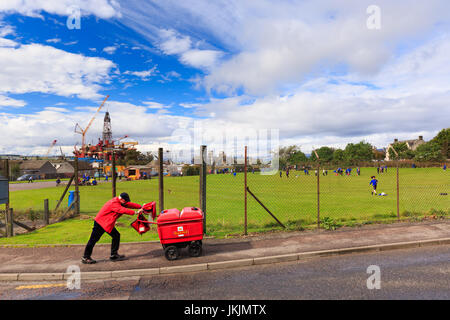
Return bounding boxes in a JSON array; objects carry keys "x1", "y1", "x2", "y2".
[{"x1": 0, "y1": 244, "x2": 448, "y2": 301}]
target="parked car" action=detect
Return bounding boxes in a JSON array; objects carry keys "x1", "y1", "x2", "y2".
[{"x1": 17, "y1": 174, "x2": 40, "y2": 181}]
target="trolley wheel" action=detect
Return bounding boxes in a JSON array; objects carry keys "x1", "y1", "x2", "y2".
[
  {"x1": 188, "y1": 241, "x2": 202, "y2": 257},
  {"x1": 164, "y1": 245, "x2": 180, "y2": 261}
]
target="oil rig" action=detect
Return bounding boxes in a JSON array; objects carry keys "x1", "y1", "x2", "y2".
[{"x1": 73, "y1": 95, "x2": 138, "y2": 161}]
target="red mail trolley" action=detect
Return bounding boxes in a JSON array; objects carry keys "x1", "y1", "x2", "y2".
[
  {"x1": 156, "y1": 207, "x2": 204, "y2": 260},
  {"x1": 131, "y1": 204, "x2": 204, "y2": 261}
]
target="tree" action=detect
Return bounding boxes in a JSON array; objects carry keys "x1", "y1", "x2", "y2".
[
  {"x1": 414, "y1": 141, "x2": 444, "y2": 161},
  {"x1": 124, "y1": 149, "x2": 154, "y2": 165},
  {"x1": 344, "y1": 141, "x2": 374, "y2": 161},
  {"x1": 288, "y1": 150, "x2": 308, "y2": 164},
  {"x1": 429, "y1": 128, "x2": 449, "y2": 159},
  {"x1": 388, "y1": 142, "x2": 415, "y2": 160},
  {"x1": 182, "y1": 164, "x2": 200, "y2": 176},
  {"x1": 11, "y1": 164, "x2": 21, "y2": 180},
  {"x1": 277, "y1": 145, "x2": 306, "y2": 168},
  {"x1": 333, "y1": 149, "x2": 345, "y2": 161},
  {"x1": 310, "y1": 146, "x2": 334, "y2": 162}
]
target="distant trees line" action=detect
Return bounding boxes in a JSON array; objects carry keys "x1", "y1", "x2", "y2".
[{"x1": 278, "y1": 128, "x2": 449, "y2": 169}]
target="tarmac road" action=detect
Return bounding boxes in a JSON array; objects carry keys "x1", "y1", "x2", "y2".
[{"x1": 1, "y1": 244, "x2": 448, "y2": 300}]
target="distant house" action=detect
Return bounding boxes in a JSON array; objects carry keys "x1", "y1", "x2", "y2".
[
  {"x1": 19, "y1": 160, "x2": 58, "y2": 179},
  {"x1": 146, "y1": 160, "x2": 180, "y2": 176},
  {"x1": 385, "y1": 136, "x2": 426, "y2": 160},
  {"x1": 69, "y1": 160, "x2": 96, "y2": 178},
  {"x1": 51, "y1": 162, "x2": 74, "y2": 178},
  {"x1": 373, "y1": 148, "x2": 386, "y2": 160}
]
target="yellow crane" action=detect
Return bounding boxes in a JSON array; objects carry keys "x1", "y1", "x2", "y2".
[{"x1": 74, "y1": 95, "x2": 110, "y2": 150}]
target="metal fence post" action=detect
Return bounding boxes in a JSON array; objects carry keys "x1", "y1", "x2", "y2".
[
  {"x1": 313, "y1": 150, "x2": 320, "y2": 229},
  {"x1": 44, "y1": 199, "x2": 50, "y2": 225},
  {"x1": 158, "y1": 148, "x2": 164, "y2": 214},
  {"x1": 396, "y1": 161, "x2": 400, "y2": 221},
  {"x1": 6, "y1": 208, "x2": 13, "y2": 237},
  {"x1": 244, "y1": 146, "x2": 248, "y2": 235},
  {"x1": 317, "y1": 163, "x2": 320, "y2": 229},
  {"x1": 200, "y1": 145, "x2": 207, "y2": 234},
  {"x1": 112, "y1": 151, "x2": 117, "y2": 198},
  {"x1": 74, "y1": 157, "x2": 80, "y2": 216},
  {"x1": 4, "y1": 159, "x2": 10, "y2": 235}
]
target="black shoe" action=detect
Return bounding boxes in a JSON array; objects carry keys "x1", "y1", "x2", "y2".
[
  {"x1": 110, "y1": 254, "x2": 126, "y2": 261},
  {"x1": 81, "y1": 257, "x2": 96, "y2": 264}
]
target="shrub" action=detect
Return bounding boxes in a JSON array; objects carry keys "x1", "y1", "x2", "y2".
[{"x1": 321, "y1": 217, "x2": 341, "y2": 230}]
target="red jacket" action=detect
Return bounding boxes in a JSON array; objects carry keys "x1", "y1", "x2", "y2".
[{"x1": 95, "y1": 197, "x2": 142, "y2": 233}]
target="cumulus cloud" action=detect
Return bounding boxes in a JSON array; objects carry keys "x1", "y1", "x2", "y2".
[
  {"x1": 123, "y1": 65, "x2": 158, "y2": 81},
  {"x1": 0, "y1": 100, "x2": 190, "y2": 155},
  {"x1": 103, "y1": 45, "x2": 118, "y2": 54},
  {"x1": 0, "y1": 0, "x2": 121, "y2": 19},
  {"x1": 158, "y1": 29, "x2": 191, "y2": 55},
  {"x1": 118, "y1": 0, "x2": 450, "y2": 95},
  {"x1": 1, "y1": 0, "x2": 449, "y2": 156},
  {"x1": 185, "y1": 33, "x2": 450, "y2": 152},
  {"x1": 0, "y1": 43, "x2": 116, "y2": 99},
  {"x1": 0, "y1": 95, "x2": 26, "y2": 107},
  {"x1": 157, "y1": 28, "x2": 223, "y2": 69}
]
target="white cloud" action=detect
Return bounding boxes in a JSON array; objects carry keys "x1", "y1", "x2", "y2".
[
  {"x1": 118, "y1": 0, "x2": 450, "y2": 95},
  {"x1": 64, "y1": 40, "x2": 78, "y2": 46},
  {"x1": 103, "y1": 45, "x2": 118, "y2": 54},
  {"x1": 159, "y1": 71, "x2": 181, "y2": 83},
  {"x1": 157, "y1": 28, "x2": 223, "y2": 69},
  {"x1": 142, "y1": 101, "x2": 169, "y2": 109},
  {"x1": 0, "y1": 43, "x2": 116, "y2": 99},
  {"x1": 0, "y1": 23, "x2": 14, "y2": 37},
  {"x1": 0, "y1": 95, "x2": 26, "y2": 107},
  {"x1": 46, "y1": 38, "x2": 61, "y2": 43},
  {"x1": 1, "y1": 1, "x2": 449, "y2": 155},
  {"x1": 159, "y1": 29, "x2": 191, "y2": 55},
  {"x1": 0, "y1": 100, "x2": 189, "y2": 155},
  {"x1": 180, "y1": 49, "x2": 223, "y2": 69},
  {"x1": 0, "y1": 0, "x2": 121, "y2": 19},
  {"x1": 0, "y1": 37, "x2": 18, "y2": 47},
  {"x1": 0, "y1": 22, "x2": 18, "y2": 47},
  {"x1": 124, "y1": 66, "x2": 157, "y2": 81}
]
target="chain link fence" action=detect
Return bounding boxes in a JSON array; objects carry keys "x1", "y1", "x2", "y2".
[
  {"x1": 2, "y1": 147, "x2": 449, "y2": 239},
  {"x1": 244, "y1": 155, "x2": 449, "y2": 232}
]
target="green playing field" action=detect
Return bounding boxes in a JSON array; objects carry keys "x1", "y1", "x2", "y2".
[{"x1": 0, "y1": 167, "x2": 448, "y2": 244}]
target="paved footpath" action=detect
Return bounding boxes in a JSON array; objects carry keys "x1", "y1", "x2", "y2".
[{"x1": 0, "y1": 221, "x2": 449, "y2": 279}]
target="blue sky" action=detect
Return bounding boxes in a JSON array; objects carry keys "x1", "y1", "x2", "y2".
[
  {"x1": 0, "y1": 0, "x2": 449, "y2": 159},
  {"x1": 1, "y1": 11, "x2": 206, "y2": 115}
]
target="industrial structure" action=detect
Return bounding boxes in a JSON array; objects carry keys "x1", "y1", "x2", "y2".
[{"x1": 73, "y1": 95, "x2": 138, "y2": 161}]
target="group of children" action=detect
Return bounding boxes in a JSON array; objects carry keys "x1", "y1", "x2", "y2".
[
  {"x1": 377, "y1": 166, "x2": 388, "y2": 174},
  {"x1": 332, "y1": 167, "x2": 361, "y2": 176},
  {"x1": 279, "y1": 166, "x2": 385, "y2": 196}
]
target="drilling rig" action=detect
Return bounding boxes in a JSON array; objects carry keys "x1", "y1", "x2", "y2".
[{"x1": 73, "y1": 95, "x2": 138, "y2": 161}]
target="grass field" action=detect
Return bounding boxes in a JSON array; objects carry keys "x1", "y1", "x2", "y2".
[{"x1": 0, "y1": 167, "x2": 448, "y2": 245}]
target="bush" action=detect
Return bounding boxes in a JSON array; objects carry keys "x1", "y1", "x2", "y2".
[{"x1": 321, "y1": 217, "x2": 341, "y2": 230}]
